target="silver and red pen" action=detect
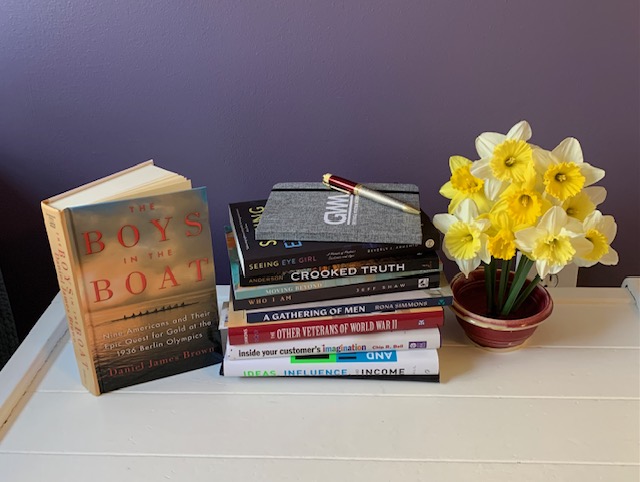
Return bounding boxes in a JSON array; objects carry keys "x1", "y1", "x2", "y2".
[{"x1": 322, "y1": 173, "x2": 420, "y2": 215}]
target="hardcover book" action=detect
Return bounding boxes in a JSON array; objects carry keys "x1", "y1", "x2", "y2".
[
  {"x1": 226, "y1": 300, "x2": 444, "y2": 345},
  {"x1": 224, "y1": 327, "x2": 441, "y2": 359},
  {"x1": 230, "y1": 271, "x2": 442, "y2": 311},
  {"x1": 221, "y1": 347, "x2": 440, "y2": 378},
  {"x1": 226, "y1": 228, "x2": 440, "y2": 300},
  {"x1": 236, "y1": 251, "x2": 441, "y2": 286},
  {"x1": 41, "y1": 162, "x2": 223, "y2": 395},
  {"x1": 254, "y1": 182, "x2": 423, "y2": 244},
  {"x1": 229, "y1": 200, "x2": 440, "y2": 276},
  {"x1": 240, "y1": 287, "x2": 453, "y2": 323}
]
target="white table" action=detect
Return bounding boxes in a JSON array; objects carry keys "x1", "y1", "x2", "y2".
[{"x1": 1, "y1": 284, "x2": 639, "y2": 482}]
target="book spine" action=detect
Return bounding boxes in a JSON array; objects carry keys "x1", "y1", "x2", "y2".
[
  {"x1": 231, "y1": 273, "x2": 444, "y2": 311},
  {"x1": 245, "y1": 243, "x2": 428, "y2": 276},
  {"x1": 327, "y1": 374, "x2": 440, "y2": 382},
  {"x1": 245, "y1": 294, "x2": 451, "y2": 323},
  {"x1": 224, "y1": 327, "x2": 441, "y2": 359},
  {"x1": 233, "y1": 268, "x2": 439, "y2": 300},
  {"x1": 41, "y1": 203, "x2": 100, "y2": 395},
  {"x1": 227, "y1": 309, "x2": 444, "y2": 345},
  {"x1": 237, "y1": 255, "x2": 441, "y2": 286},
  {"x1": 222, "y1": 349, "x2": 439, "y2": 377},
  {"x1": 227, "y1": 227, "x2": 438, "y2": 296}
]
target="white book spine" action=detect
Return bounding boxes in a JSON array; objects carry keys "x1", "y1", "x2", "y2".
[
  {"x1": 222, "y1": 349, "x2": 439, "y2": 377},
  {"x1": 225, "y1": 328, "x2": 441, "y2": 360}
]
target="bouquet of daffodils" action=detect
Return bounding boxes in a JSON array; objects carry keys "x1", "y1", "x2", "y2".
[{"x1": 433, "y1": 121, "x2": 618, "y2": 317}]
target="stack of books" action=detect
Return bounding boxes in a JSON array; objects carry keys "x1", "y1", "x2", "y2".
[{"x1": 220, "y1": 190, "x2": 452, "y2": 382}]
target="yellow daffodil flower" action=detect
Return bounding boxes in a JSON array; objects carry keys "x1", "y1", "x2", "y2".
[
  {"x1": 434, "y1": 120, "x2": 618, "y2": 317},
  {"x1": 492, "y1": 165, "x2": 552, "y2": 227},
  {"x1": 470, "y1": 120, "x2": 534, "y2": 200},
  {"x1": 534, "y1": 137, "x2": 605, "y2": 202},
  {"x1": 433, "y1": 199, "x2": 491, "y2": 277},
  {"x1": 439, "y1": 156, "x2": 490, "y2": 214},
  {"x1": 486, "y1": 210, "x2": 519, "y2": 260},
  {"x1": 573, "y1": 210, "x2": 619, "y2": 267},
  {"x1": 515, "y1": 206, "x2": 592, "y2": 279},
  {"x1": 561, "y1": 186, "x2": 607, "y2": 221}
]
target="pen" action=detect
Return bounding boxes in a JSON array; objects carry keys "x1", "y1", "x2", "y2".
[{"x1": 322, "y1": 173, "x2": 421, "y2": 215}]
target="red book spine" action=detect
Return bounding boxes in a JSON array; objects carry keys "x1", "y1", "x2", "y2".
[{"x1": 228, "y1": 309, "x2": 444, "y2": 345}]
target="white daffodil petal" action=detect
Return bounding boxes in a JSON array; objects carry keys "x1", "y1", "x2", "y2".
[
  {"x1": 573, "y1": 257, "x2": 596, "y2": 268},
  {"x1": 600, "y1": 248, "x2": 619, "y2": 265},
  {"x1": 470, "y1": 157, "x2": 494, "y2": 179},
  {"x1": 514, "y1": 227, "x2": 541, "y2": 252},
  {"x1": 562, "y1": 216, "x2": 586, "y2": 236},
  {"x1": 533, "y1": 148, "x2": 554, "y2": 172},
  {"x1": 538, "y1": 206, "x2": 568, "y2": 235},
  {"x1": 506, "y1": 120, "x2": 532, "y2": 141},
  {"x1": 581, "y1": 163, "x2": 605, "y2": 186},
  {"x1": 476, "y1": 218, "x2": 491, "y2": 232},
  {"x1": 571, "y1": 236, "x2": 593, "y2": 258},
  {"x1": 433, "y1": 213, "x2": 457, "y2": 234},
  {"x1": 585, "y1": 186, "x2": 607, "y2": 205},
  {"x1": 582, "y1": 210, "x2": 602, "y2": 231},
  {"x1": 459, "y1": 258, "x2": 481, "y2": 278},
  {"x1": 599, "y1": 215, "x2": 617, "y2": 242},
  {"x1": 478, "y1": 238, "x2": 491, "y2": 264},
  {"x1": 483, "y1": 178, "x2": 505, "y2": 201},
  {"x1": 552, "y1": 137, "x2": 584, "y2": 164},
  {"x1": 546, "y1": 193, "x2": 563, "y2": 207},
  {"x1": 475, "y1": 132, "x2": 505, "y2": 158},
  {"x1": 536, "y1": 259, "x2": 550, "y2": 279},
  {"x1": 548, "y1": 262, "x2": 565, "y2": 275},
  {"x1": 455, "y1": 198, "x2": 479, "y2": 224}
]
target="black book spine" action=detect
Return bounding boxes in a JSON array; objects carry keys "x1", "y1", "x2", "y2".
[
  {"x1": 237, "y1": 253, "x2": 441, "y2": 286},
  {"x1": 231, "y1": 272, "x2": 444, "y2": 310}
]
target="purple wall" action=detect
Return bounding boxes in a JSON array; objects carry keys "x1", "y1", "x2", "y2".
[{"x1": 1, "y1": 1, "x2": 638, "y2": 338}]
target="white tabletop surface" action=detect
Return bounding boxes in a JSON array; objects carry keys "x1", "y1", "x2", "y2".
[{"x1": 1, "y1": 284, "x2": 639, "y2": 482}]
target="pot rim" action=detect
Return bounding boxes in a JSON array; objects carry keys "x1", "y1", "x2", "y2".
[
  {"x1": 450, "y1": 303, "x2": 549, "y2": 331},
  {"x1": 450, "y1": 269, "x2": 554, "y2": 330}
]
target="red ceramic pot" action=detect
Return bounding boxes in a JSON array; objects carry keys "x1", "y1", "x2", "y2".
[{"x1": 450, "y1": 269, "x2": 553, "y2": 350}]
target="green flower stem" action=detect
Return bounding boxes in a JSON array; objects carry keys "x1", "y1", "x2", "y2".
[
  {"x1": 484, "y1": 262, "x2": 492, "y2": 314},
  {"x1": 512, "y1": 274, "x2": 542, "y2": 312},
  {"x1": 497, "y1": 258, "x2": 511, "y2": 311},
  {"x1": 501, "y1": 257, "x2": 534, "y2": 316},
  {"x1": 484, "y1": 260, "x2": 496, "y2": 315}
]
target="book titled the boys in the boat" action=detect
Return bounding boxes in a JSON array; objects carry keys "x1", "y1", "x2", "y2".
[{"x1": 41, "y1": 162, "x2": 223, "y2": 395}]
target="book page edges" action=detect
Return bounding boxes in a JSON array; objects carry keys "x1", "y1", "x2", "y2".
[{"x1": 42, "y1": 160, "x2": 191, "y2": 210}]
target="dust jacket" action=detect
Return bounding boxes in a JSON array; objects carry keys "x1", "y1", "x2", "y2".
[
  {"x1": 254, "y1": 182, "x2": 423, "y2": 244},
  {"x1": 42, "y1": 183, "x2": 223, "y2": 394}
]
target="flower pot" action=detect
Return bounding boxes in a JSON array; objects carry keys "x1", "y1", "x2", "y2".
[{"x1": 450, "y1": 269, "x2": 553, "y2": 350}]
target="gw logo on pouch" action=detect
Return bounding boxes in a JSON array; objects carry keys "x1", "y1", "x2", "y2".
[{"x1": 324, "y1": 194, "x2": 357, "y2": 225}]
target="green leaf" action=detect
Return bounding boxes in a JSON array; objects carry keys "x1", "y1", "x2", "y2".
[
  {"x1": 501, "y1": 257, "x2": 534, "y2": 316},
  {"x1": 512, "y1": 274, "x2": 542, "y2": 312},
  {"x1": 497, "y1": 258, "x2": 511, "y2": 311}
]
